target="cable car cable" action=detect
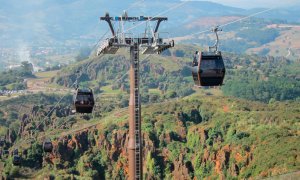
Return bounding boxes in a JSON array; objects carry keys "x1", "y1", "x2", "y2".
[
  {"x1": 34, "y1": 54, "x2": 106, "y2": 130},
  {"x1": 15, "y1": 55, "x2": 105, "y2": 148},
  {"x1": 10, "y1": 2, "x2": 277, "y2": 152},
  {"x1": 9, "y1": 1, "x2": 148, "y2": 151},
  {"x1": 90, "y1": 0, "x2": 144, "y2": 56},
  {"x1": 102, "y1": 0, "x2": 189, "y2": 40},
  {"x1": 124, "y1": 0, "x2": 145, "y2": 12},
  {"x1": 125, "y1": 1, "x2": 189, "y2": 33},
  {"x1": 15, "y1": 1, "x2": 145, "y2": 139},
  {"x1": 185, "y1": 7, "x2": 276, "y2": 37}
]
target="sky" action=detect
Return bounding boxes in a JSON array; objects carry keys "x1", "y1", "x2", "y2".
[
  {"x1": 187, "y1": 0, "x2": 300, "y2": 9},
  {"x1": 1, "y1": 0, "x2": 299, "y2": 10}
]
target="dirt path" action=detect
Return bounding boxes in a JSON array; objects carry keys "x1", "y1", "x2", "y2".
[{"x1": 26, "y1": 71, "x2": 71, "y2": 94}]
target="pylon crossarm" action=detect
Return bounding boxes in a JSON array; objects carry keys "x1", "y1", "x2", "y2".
[{"x1": 101, "y1": 15, "x2": 168, "y2": 22}]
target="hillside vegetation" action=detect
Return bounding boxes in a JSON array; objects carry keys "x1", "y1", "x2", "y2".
[
  {"x1": 0, "y1": 45, "x2": 299, "y2": 179},
  {"x1": 51, "y1": 45, "x2": 300, "y2": 103},
  {"x1": 0, "y1": 61, "x2": 34, "y2": 90},
  {"x1": 247, "y1": 25, "x2": 300, "y2": 60},
  {"x1": 0, "y1": 91, "x2": 299, "y2": 179},
  {"x1": 178, "y1": 17, "x2": 300, "y2": 59}
]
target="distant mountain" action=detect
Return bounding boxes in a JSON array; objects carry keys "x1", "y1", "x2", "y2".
[
  {"x1": 0, "y1": 0, "x2": 299, "y2": 48},
  {"x1": 247, "y1": 7, "x2": 300, "y2": 23}
]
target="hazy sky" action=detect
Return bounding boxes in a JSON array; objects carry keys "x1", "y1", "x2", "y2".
[
  {"x1": 1, "y1": 0, "x2": 299, "y2": 10},
  {"x1": 189, "y1": 0, "x2": 300, "y2": 9}
]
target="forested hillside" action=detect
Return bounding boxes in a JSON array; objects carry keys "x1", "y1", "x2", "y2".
[
  {"x1": 222, "y1": 54, "x2": 300, "y2": 102},
  {"x1": 0, "y1": 44, "x2": 299, "y2": 179},
  {"x1": 51, "y1": 45, "x2": 300, "y2": 103},
  {"x1": 0, "y1": 61, "x2": 34, "y2": 90},
  {"x1": 0, "y1": 91, "x2": 299, "y2": 179}
]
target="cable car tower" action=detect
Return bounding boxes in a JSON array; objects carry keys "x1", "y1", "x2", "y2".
[{"x1": 97, "y1": 12, "x2": 174, "y2": 179}]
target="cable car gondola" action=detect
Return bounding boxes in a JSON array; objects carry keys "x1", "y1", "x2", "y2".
[
  {"x1": 43, "y1": 139, "x2": 53, "y2": 153},
  {"x1": 3, "y1": 149, "x2": 9, "y2": 158},
  {"x1": 0, "y1": 138, "x2": 5, "y2": 147},
  {"x1": 191, "y1": 26, "x2": 226, "y2": 87},
  {"x1": 12, "y1": 149, "x2": 21, "y2": 166},
  {"x1": 13, "y1": 155, "x2": 21, "y2": 166},
  {"x1": 74, "y1": 88, "x2": 95, "y2": 114},
  {"x1": 192, "y1": 51, "x2": 225, "y2": 86}
]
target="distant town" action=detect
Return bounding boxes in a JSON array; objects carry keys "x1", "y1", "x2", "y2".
[
  {"x1": 0, "y1": 90, "x2": 28, "y2": 96},
  {"x1": 0, "y1": 46, "x2": 79, "y2": 72}
]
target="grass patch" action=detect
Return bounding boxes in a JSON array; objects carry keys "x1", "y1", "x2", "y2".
[
  {"x1": 101, "y1": 85, "x2": 122, "y2": 94},
  {"x1": 35, "y1": 71, "x2": 59, "y2": 78},
  {"x1": 149, "y1": 88, "x2": 161, "y2": 95}
]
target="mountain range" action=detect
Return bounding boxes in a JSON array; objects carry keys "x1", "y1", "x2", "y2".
[{"x1": 1, "y1": 0, "x2": 300, "y2": 48}]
